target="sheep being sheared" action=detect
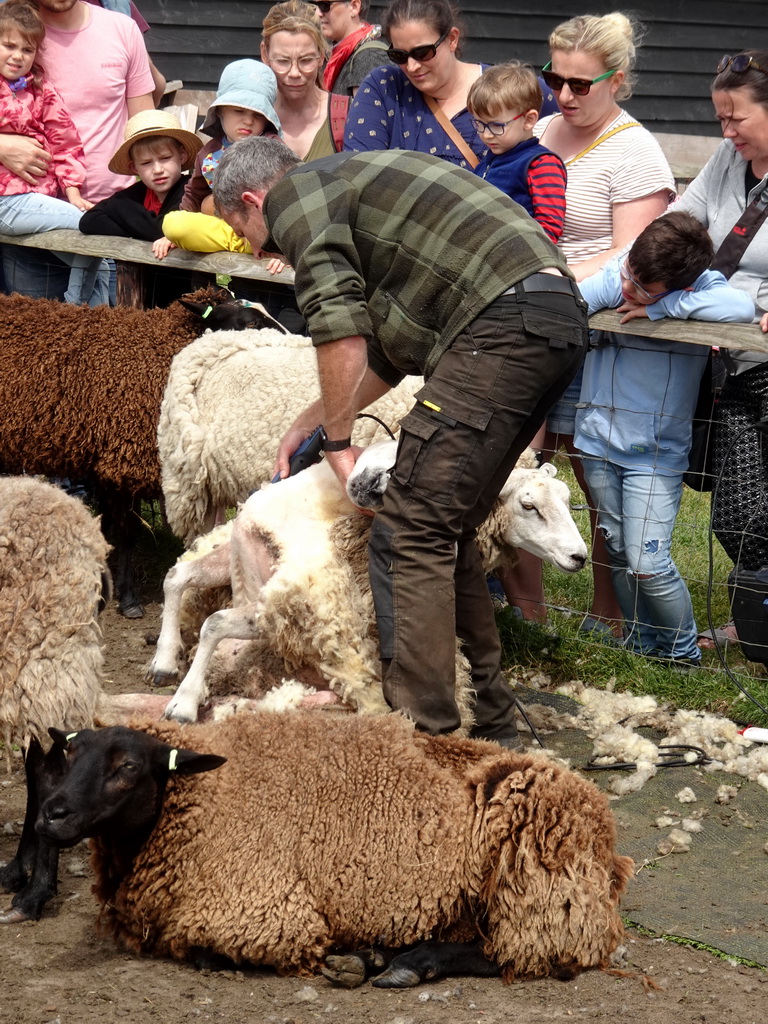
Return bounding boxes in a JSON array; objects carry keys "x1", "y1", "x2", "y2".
[
  {"x1": 150, "y1": 441, "x2": 587, "y2": 725},
  {"x1": 0, "y1": 476, "x2": 109, "y2": 923},
  {"x1": 37, "y1": 713, "x2": 633, "y2": 984},
  {"x1": 157, "y1": 326, "x2": 424, "y2": 544}
]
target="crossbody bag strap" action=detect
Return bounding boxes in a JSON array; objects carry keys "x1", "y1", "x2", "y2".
[
  {"x1": 564, "y1": 120, "x2": 640, "y2": 167},
  {"x1": 424, "y1": 94, "x2": 479, "y2": 168},
  {"x1": 710, "y1": 183, "x2": 768, "y2": 278}
]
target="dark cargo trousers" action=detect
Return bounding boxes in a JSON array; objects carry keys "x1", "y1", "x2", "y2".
[{"x1": 368, "y1": 277, "x2": 588, "y2": 736}]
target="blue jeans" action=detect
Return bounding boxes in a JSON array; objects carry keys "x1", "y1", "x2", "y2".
[
  {"x1": 0, "y1": 193, "x2": 109, "y2": 305},
  {"x1": 582, "y1": 457, "x2": 700, "y2": 661}
]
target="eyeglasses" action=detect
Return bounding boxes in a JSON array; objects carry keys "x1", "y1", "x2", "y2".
[
  {"x1": 716, "y1": 54, "x2": 768, "y2": 76},
  {"x1": 386, "y1": 28, "x2": 450, "y2": 66},
  {"x1": 315, "y1": 0, "x2": 348, "y2": 13},
  {"x1": 619, "y1": 259, "x2": 674, "y2": 303},
  {"x1": 269, "y1": 54, "x2": 324, "y2": 74},
  {"x1": 470, "y1": 112, "x2": 524, "y2": 136},
  {"x1": 541, "y1": 62, "x2": 617, "y2": 96}
]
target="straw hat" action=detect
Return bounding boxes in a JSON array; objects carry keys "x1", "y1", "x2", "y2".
[
  {"x1": 108, "y1": 109, "x2": 203, "y2": 175},
  {"x1": 201, "y1": 59, "x2": 281, "y2": 138}
]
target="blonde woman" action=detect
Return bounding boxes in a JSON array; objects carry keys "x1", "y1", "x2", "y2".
[
  {"x1": 503, "y1": 12, "x2": 675, "y2": 632},
  {"x1": 261, "y1": 1, "x2": 342, "y2": 160}
]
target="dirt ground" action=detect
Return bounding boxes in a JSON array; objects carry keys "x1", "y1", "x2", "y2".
[{"x1": 1, "y1": 600, "x2": 764, "y2": 1024}]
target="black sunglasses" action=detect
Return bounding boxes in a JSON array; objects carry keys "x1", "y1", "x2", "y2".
[
  {"x1": 315, "y1": 0, "x2": 348, "y2": 12},
  {"x1": 541, "y1": 61, "x2": 617, "y2": 97},
  {"x1": 716, "y1": 54, "x2": 768, "y2": 76},
  {"x1": 386, "y1": 28, "x2": 450, "y2": 66}
]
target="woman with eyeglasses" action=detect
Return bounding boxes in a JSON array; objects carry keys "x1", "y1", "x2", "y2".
[
  {"x1": 342, "y1": 0, "x2": 488, "y2": 168},
  {"x1": 261, "y1": 1, "x2": 341, "y2": 161},
  {"x1": 499, "y1": 11, "x2": 676, "y2": 634},
  {"x1": 674, "y1": 51, "x2": 768, "y2": 652}
]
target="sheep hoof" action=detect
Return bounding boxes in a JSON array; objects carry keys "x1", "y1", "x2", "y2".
[
  {"x1": 0, "y1": 905, "x2": 33, "y2": 925},
  {"x1": 321, "y1": 955, "x2": 368, "y2": 989},
  {"x1": 119, "y1": 601, "x2": 144, "y2": 619},
  {"x1": 151, "y1": 670, "x2": 179, "y2": 689},
  {"x1": 371, "y1": 966, "x2": 422, "y2": 988}
]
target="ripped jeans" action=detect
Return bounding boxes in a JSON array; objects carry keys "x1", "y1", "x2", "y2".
[{"x1": 582, "y1": 458, "x2": 700, "y2": 661}]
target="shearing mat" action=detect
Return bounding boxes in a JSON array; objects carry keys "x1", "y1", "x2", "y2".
[{"x1": 516, "y1": 686, "x2": 768, "y2": 966}]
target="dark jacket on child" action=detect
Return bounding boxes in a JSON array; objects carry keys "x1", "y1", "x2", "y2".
[{"x1": 79, "y1": 177, "x2": 186, "y2": 241}]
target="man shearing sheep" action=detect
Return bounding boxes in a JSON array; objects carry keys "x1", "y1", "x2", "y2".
[{"x1": 213, "y1": 137, "x2": 587, "y2": 750}]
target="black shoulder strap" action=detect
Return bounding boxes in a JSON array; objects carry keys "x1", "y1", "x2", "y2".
[{"x1": 711, "y1": 184, "x2": 768, "y2": 278}]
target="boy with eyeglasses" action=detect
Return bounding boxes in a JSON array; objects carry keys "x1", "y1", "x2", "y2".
[
  {"x1": 573, "y1": 211, "x2": 755, "y2": 667},
  {"x1": 467, "y1": 62, "x2": 566, "y2": 242}
]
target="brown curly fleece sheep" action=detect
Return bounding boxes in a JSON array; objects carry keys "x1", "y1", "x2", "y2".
[{"x1": 81, "y1": 713, "x2": 633, "y2": 982}]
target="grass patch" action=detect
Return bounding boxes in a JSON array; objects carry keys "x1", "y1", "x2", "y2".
[
  {"x1": 501, "y1": 454, "x2": 768, "y2": 727},
  {"x1": 623, "y1": 921, "x2": 766, "y2": 968}
]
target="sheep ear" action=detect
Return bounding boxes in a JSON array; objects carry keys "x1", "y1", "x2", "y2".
[
  {"x1": 165, "y1": 747, "x2": 227, "y2": 776},
  {"x1": 178, "y1": 298, "x2": 215, "y2": 318},
  {"x1": 49, "y1": 727, "x2": 74, "y2": 748}
]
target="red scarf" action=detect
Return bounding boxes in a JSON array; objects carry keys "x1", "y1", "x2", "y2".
[{"x1": 323, "y1": 22, "x2": 377, "y2": 91}]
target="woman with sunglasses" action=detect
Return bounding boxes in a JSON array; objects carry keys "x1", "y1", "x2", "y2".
[
  {"x1": 342, "y1": 0, "x2": 488, "y2": 168},
  {"x1": 674, "y1": 51, "x2": 768, "y2": 652},
  {"x1": 501, "y1": 12, "x2": 675, "y2": 632},
  {"x1": 261, "y1": 2, "x2": 341, "y2": 161}
]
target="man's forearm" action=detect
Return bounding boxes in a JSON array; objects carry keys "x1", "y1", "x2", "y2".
[{"x1": 316, "y1": 336, "x2": 369, "y2": 442}]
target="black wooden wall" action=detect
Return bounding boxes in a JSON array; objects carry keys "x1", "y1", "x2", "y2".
[{"x1": 139, "y1": 1, "x2": 764, "y2": 136}]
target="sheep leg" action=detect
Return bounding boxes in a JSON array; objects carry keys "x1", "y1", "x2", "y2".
[
  {"x1": 372, "y1": 941, "x2": 501, "y2": 988},
  {"x1": 322, "y1": 948, "x2": 397, "y2": 988},
  {"x1": 0, "y1": 740, "x2": 65, "y2": 923},
  {"x1": 162, "y1": 604, "x2": 263, "y2": 724},
  {"x1": 150, "y1": 542, "x2": 234, "y2": 687}
]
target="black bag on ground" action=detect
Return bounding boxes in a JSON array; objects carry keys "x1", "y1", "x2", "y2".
[{"x1": 728, "y1": 566, "x2": 768, "y2": 665}]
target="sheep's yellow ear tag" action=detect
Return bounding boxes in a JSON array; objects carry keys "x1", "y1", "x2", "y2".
[
  {"x1": 168, "y1": 749, "x2": 179, "y2": 771},
  {"x1": 65, "y1": 732, "x2": 78, "y2": 742},
  {"x1": 201, "y1": 305, "x2": 213, "y2": 319}
]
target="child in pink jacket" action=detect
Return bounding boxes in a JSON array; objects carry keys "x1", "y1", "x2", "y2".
[{"x1": 0, "y1": 0, "x2": 106, "y2": 304}]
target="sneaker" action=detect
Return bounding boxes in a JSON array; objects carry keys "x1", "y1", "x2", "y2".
[
  {"x1": 470, "y1": 728, "x2": 525, "y2": 752},
  {"x1": 646, "y1": 653, "x2": 702, "y2": 673}
]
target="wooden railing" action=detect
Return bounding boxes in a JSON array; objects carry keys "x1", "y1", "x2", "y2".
[{"x1": 2, "y1": 229, "x2": 766, "y2": 359}]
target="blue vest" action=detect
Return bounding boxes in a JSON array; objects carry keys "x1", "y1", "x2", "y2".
[{"x1": 476, "y1": 137, "x2": 554, "y2": 217}]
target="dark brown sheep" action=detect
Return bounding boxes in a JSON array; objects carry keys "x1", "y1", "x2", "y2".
[
  {"x1": 38, "y1": 714, "x2": 634, "y2": 986},
  {"x1": 0, "y1": 288, "x2": 272, "y2": 616}
]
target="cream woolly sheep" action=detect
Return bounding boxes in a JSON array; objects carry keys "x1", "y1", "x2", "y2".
[
  {"x1": 0, "y1": 288, "x2": 272, "y2": 618},
  {"x1": 151, "y1": 443, "x2": 587, "y2": 725},
  {"x1": 157, "y1": 326, "x2": 423, "y2": 545},
  {"x1": 0, "y1": 476, "x2": 109, "y2": 923},
  {"x1": 38, "y1": 713, "x2": 633, "y2": 984}
]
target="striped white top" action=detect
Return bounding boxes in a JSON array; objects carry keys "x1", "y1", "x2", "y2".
[{"x1": 534, "y1": 108, "x2": 675, "y2": 267}]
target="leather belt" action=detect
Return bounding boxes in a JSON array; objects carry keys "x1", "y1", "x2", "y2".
[{"x1": 504, "y1": 272, "x2": 578, "y2": 297}]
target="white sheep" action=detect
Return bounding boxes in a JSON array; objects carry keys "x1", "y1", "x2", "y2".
[
  {"x1": 157, "y1": 326, "x2": 423, "y2": 545},
  {"x1": 0, "y1": 476, "x2": 109, "y2": 922},
  {"x1": 150, "y1": 442, "x2": 587, "y2": 725}
]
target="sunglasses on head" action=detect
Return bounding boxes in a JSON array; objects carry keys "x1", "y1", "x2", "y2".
[
  {"x1": 716, "y1": 53, "x2": 768, "y2": 76},
  {"x1": 315, "y1": 0, "x2": 348, "y2": 13},
  {"x1": 541, "y1": 61, "x2": 617, "y2": 96},
  {"x1": 386, "y1": 28, "x2": 450, "y2": 66}
]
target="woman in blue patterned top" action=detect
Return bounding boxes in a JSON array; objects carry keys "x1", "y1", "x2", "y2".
[{"x1": 343, "y1": 0, "x2": 486, "y2": 168}]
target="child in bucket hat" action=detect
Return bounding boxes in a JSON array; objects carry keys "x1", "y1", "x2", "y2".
[
  {"x1": 181, "y1": 60, "x2": 281, "y2": 215},
  {"x1": 161, "y1": 59, "x2": 281, "y2": 258},
  {"x1": 80, "y1": 109, "x2": 202, "y2": 261}
]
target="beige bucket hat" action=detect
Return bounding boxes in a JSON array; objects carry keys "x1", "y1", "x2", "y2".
[{"x1": 108, "y1": 109, "x2": 203, "y2": 175}]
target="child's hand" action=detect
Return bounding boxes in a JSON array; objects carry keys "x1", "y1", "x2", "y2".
[
  {"x1": 153, "y1": 237, "x2": 177, "y2": 260},
  {"x1": 258, "y1": 250, "x2": 290, "y2": 275},
  {"x1": 616, "y1": 300, "x2": 649, "y2": 324},
  {"x1": 760, "y1": 311, "x2": 768, "y2": 333},
  {"x1": 65, "y1": 186, "x2": 91, "y2": 213}
]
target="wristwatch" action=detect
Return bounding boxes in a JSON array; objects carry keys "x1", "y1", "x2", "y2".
[{"x1": 322, "y1": 436, "x2": 352, "y2": 452}]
